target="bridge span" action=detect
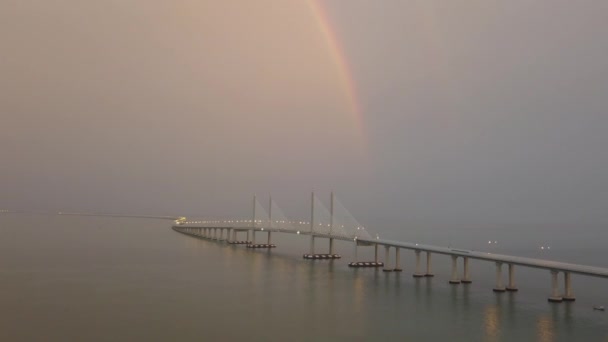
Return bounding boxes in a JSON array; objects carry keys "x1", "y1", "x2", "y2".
[{"x1": 173, "y1": 193, "x2": 608, "y2": 303}]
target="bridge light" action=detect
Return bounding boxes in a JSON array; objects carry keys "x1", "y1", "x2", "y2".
[{"x1": 297, "y1": 231, "x2": 300, "y2": 234}]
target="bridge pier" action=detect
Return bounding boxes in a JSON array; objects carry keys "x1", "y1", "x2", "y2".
[
  {"x1": 563, "y1": 272, "x2": 576, "y2": 301},
  {"x1": 394, "y1": 248, "x2": 402, "y2": 272},
  {"x1": 506, "y1": 264, "x2": 518, "y2": 291},
  {"x1": 413, "y1": 250, "x2": 425, "y2": 277},
  {"x1": 251, "y1": 230, "x2": 256, "y2": 244},
  {"x1": 374, "y1": 244, "x2": 379, "y2": 263},
  {"x1": 383, "y1": 246, "x2": 392, "y2": 272},
  {"x1": 267, "y1": 231, "x2": 272, "y2": 245},
  {"x1": 462, "y1": 257, "x2": 472, "y2": 283},
  {"x1": 425, "y1": 251, "x2": 434, "y2": 277},
  {"x1": 548, "y1": 270, "x2": 563, "y2": 302},
  {"x1": 310, "y1": 236, "x2": 315, "y2": 254},
  {"x1": 449, "y1": 255, "x2": 461, "y2": 284},
  {"x1": 353, "y1": 240, "x2": 358, "y2": 262},
  {"x1": 493, "y1": 262, "x2": 506, "y2": 292},
  {"x1": 329, "y1": 238, "x2": 334, "y2": 255}
]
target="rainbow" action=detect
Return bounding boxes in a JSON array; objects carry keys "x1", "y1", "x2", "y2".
[{"x1": 306, "y1": 1, "x2": 366, "y2": 142}]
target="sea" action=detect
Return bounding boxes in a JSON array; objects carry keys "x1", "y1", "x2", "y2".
[{"x1": 1, "y1": 213, "x2": 607, "y2": 341}]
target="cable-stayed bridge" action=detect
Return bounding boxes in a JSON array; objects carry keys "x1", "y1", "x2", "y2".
[{"x1": 173, "y1": 192, "x2": 608, "y2": 304}]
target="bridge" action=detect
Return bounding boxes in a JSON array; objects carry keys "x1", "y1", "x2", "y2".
[{"x1": 172, "y1": 192, "x2": 608, "y2": 303}]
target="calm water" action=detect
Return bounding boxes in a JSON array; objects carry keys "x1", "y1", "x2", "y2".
[{"x1": 1, "y1": 213, "x2": 607, "y2": 341}]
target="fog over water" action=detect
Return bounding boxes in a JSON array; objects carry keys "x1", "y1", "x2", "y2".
[{"x1": 2, "y1": 1, "x2": 608, "y2": 235}]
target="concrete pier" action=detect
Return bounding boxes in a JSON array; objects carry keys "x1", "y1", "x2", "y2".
[
  {"x1": 374, "y1": 244, "x2": 379, "y2": 263},
  {"x1": 462, "y1": 257, "x2": 472, "y2": 284},
  {"x1": 506, "y1": 264, "x2": 518, "y2": 291},
  {"x1": 548, "y1": 270, "x2": 563, "y2": 302},
  {"x1": 425, "y1": 251, "x2": 434, "y2": 277},
  {"x1": 563, "y1": 272, "x2": 575, "y2": 301},
  {"x1": 413, "y1": 250, "x2": 425, "y2": 277},
  {"x1": 449, "y1": 255, "x2": 460, "y2": 284},
  {"x1": 383, "y1": 246, "x2": 392, "y2": 272},
  {"x1": 394, "y1": 248, "x2": 402, "y2": 272},
  {"x1": 493, "y1": 262, "x2": 506, "y2": 292}
]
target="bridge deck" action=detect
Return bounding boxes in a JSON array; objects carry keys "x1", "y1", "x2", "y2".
[{"x1": 178, "y1": 225, "x2": 608, "y2": 279}]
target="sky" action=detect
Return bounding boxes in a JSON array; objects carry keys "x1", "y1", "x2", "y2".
[{"x1": 1, "y1": 0, "x2": 607, "y2": 230}]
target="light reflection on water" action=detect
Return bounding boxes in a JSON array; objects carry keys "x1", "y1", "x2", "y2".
[
  {"x1": 484, "y1": 305, "x2": 501, "y2": 341},
  {"x1": 0, "y1": 214, "x2": 607, "y2": 341}
]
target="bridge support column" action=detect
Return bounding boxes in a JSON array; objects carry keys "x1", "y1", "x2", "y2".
[
  {"x1": 267, "y1": 231, "x2": 272, "y2": 245},
  {"x1": 220, "y1": 229, "x2": 224, "y2": 240},
  {"x1": 462, "y1": 257, "x2": 472, "y2": 283},
  {"x1": 425, "y1": 252, "x2": 434, "y2": 277},
  {"x1": 493, "y1": 262, "x2": 506, "y2": 292},
  {"x1": 226, "y1": 228, "x2": 231, "y2": 242},
  {"x1": 353, "y1": 241, "x2": 358, "y2": 262},
  {"x1": 449, "y1": 255, "x2": 460, "y2": 284},
  {"x1": 329, "y1": 238, "x2": 334, "y2": 255},
  {"x1": 563, "y1": 272, "x2": 575, "y2": 301},
  {"x1": 460, "y1": 257, "x2": 473, "y2": 284},
  {"x1": 413, "y1": 250, "x2": 425, "y2": 277},
  {"x1": 252, "y1": 230, "x2": 256, "y2": 244},
  {"x1": 310, "y1": 236, "x2": 315, "y2": 255},
  {"x1": 506, "y1": 264, "x2": 518, "y2": 291},
  {"x1": 383, "y1": 246, "x2": 392, "y2": 272},
  {"x1": 394, "y1": 248, "x2": 402, "y2": 271},
  {"x1": 548, "y1": 270, "x2": 563, "y2": 302},
  {"x1": 246, "y1": 230, "x2": 250, "y2": 243},
  {"x1": 374, "y1": 244, "x2": 379, "y2": 263}
]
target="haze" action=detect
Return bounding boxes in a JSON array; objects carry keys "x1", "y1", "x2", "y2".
[{"x1": 1, "y1": 0, "x2": 607, "y2": 231}]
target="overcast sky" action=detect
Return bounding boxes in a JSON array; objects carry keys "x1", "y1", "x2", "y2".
[{"x1": 1, "y1": 1, "x2": 607, "y2": 229}]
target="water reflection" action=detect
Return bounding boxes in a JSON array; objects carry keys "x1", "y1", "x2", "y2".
[
  {"x1": 484, "y1": 305, "x2": 501, "y2": 341},
  {"x1": 536, "y1": 315, "x2": 555, "y2": 342}
]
